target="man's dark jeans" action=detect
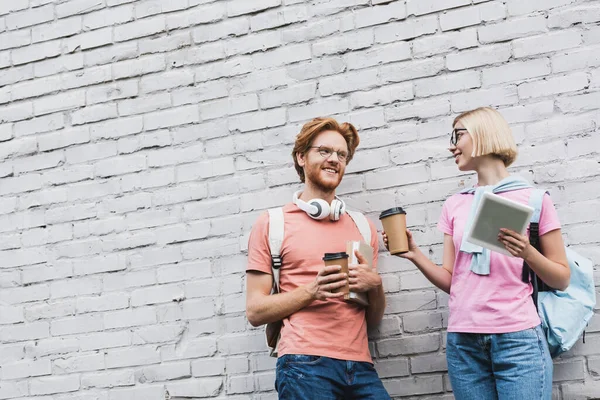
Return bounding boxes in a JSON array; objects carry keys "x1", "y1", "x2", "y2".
[{"x1": 275, "y1": 354, "x2": 391, "y2": 399}]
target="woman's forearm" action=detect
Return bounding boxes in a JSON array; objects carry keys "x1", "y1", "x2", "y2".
[{"x1": 408, "y1": 249, "x2": 453, "y2": 294}]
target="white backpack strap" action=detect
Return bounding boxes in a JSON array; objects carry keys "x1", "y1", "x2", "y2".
[
  {"x1": 346, "y1": 210, "x2": 371, "y2": 244},
  {"x1": 267, "y1": 207, "x2": 284, "y2": 293}
]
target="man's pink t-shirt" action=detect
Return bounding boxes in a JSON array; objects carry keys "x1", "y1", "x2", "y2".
[
  {"x1": 247, "y1": 203, "x2": 378, "y2": 363},
  {"x1": 437, "y1": 188, "x2": 561, "y2": 333}
]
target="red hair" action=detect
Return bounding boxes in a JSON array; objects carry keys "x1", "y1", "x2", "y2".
[{"x1": 292, "y1": 117, "x2": 360, "y2": 183}]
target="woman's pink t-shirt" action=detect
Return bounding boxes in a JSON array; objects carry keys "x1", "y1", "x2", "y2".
[{"x1": 438, "y1": 188, "x2": 561, "y2": 333}]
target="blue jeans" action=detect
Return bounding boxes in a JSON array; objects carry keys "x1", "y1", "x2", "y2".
[
  {"x1": 275, "y1": 354, "x2": 391, "y2": 399},
  {"x1": 446, "y1": 325, "x2": 553, "y2": 400}
]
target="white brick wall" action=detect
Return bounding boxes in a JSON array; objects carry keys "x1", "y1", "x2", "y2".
[{"x1": 0, "y1": 0, "x2": 599, "y2": 399}]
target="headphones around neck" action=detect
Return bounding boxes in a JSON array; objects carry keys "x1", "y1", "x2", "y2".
[{"x1": 292, "y1": 190, "x2": 346, "y2": 221}]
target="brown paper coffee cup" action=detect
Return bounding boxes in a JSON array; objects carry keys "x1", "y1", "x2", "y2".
[
  {"x1": 379, "y1": 207, "x2": 409, "y2": 254},
  {"x1": 323, "y1": 252, "x2": 349, "y2": 294}
]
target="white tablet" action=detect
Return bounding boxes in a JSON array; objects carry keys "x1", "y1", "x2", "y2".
[{"x1": 465, "y1": 191, "x2": 534, "y2": 257}]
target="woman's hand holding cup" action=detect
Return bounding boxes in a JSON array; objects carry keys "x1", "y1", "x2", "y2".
[{"x1": 383, "y1": 229, "x2": 419, "y2": 260}]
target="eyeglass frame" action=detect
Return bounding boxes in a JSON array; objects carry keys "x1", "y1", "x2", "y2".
[
  {"x1": 449, "y1": 128, "x2": 468, "y2": 146},
  {"x1": 309, "y1": 145, "x2": 349, "y2": 163}
]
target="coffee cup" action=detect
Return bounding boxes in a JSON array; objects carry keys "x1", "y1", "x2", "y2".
[
  {"x1": 379, "y1": 207, "x2": 409, "y2": 254},
  {"x1": 322, "y1": 252, "x2": 349, "y2": 294}
]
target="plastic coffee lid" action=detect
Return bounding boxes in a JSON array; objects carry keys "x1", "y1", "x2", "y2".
[
  {"x1": 379, "y1": 207, "x2": 406, "y2": 219},
  {"x1": 322, "y1": 252, "x2": 349, "y2": 261}
]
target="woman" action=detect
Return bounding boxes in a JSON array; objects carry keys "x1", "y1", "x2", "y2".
[{"x1": 384, "y1": 107, "x2": 570, "y2": 399}]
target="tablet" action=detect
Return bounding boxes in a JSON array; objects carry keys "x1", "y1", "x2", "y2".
[{"x1": 465, "y1": 191, "x2": 534, "y2": 257}]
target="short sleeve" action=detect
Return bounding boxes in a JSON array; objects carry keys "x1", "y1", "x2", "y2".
[
  {"x1": 246, "y1": 211, "x2": 273, "y2": 274},
  {"x1": 538, "y1": 193, "x2": 561, "y2": 236},
  {"x1": 437, "y1": 198, "x2": 453, "y2": 236}
]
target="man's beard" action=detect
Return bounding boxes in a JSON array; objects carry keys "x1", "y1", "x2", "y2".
[{"x1": 305, "y1": 164, "x2": 342, "y2": 192}]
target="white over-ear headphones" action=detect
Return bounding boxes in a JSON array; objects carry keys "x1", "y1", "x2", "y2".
[{"x1": 292, "y1": 190, "x2": 346, "y2": 221}]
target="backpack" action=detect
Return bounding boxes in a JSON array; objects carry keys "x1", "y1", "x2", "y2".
[
  {"x1": 265, "y1": 207, "x2": 372, "y2": 357},
  {"x1": 522, "y1": 189, "x2": 596, "y2": 358}
]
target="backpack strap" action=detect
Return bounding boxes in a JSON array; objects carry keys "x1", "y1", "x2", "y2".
[
  {"x1": 346, "y1": 210, "x2": 371, "y2": 244},
  {"x1": 267, "y1": 207, "x2": 284, "y2": 293},
  {"x1": 523, "y1": 189, "x2": 553, "y2": 298}
]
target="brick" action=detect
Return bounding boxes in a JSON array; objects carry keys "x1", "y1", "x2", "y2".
[
  {"x1": 72, "y1": 103, "x2": 118, "y2": 125},
  {"x1": 375, "y1": 16, "x2": 437, "y2": 44},
  {"x1": 552, "y1": 47, "x2": 600, "y2": 73},
  {"x1": 548, "y1": 4, "x2": 600, "y2": 28},
  {"x1": 0, "y1": 29, "x2": 31, "y2": 51},
  {"x1": 415, "y1": 70, "x2": 480, "y2": 97},
  {"x1": 34, "y1": 90, "x2": 86, "y2": 116},
  {"x1": 479, "y1": 15, "x2": 547, "y2": 44},
  {"x1": 0, "y1": 101, "x2": 33, "y2": 123},
  {"x1": 56, "y1": 0, "x2": 104, "y2": 17},
  {"x1": 140, "y1": 31, "x2": 191, "y2": 55},
  {"x1": 513, "y1": 30, "x2": 582, "y2": 58},
  {"x1": 507, "y1": 0, "x2": 577, "y2": 16},
  {"x1": 166, "y1": 2, "x2": 225, "y2": 29},
  {"x1": 227, "y1": 0, "x2": 281, "y2": 17},
  {"x1": 1, "y1": 359, "x2": 51, "y2": 380},
  {"x1": 30, "y1": 375, "x2": 80, "y2": 395},
  {"x1": 169, "y1": 42, "x2": 226, "y2": 67},
  {"x1": 407, "y1": 0, "x2": 470, "y2": 16},
  {"x1": 6, "y1": 5, "x2": 54, "y2": 29},
  {"x1": 319, "y1": 68, "x2": 379, "y2": 96},
  {"x1": 350, "y1": 82, "x2": 413, "y2": 109},
  {"x1": 313, "y1": 29, "x2": 373, "y2": 56},
  {"x1": 413, "y1": 28, "x2": 478, "y2": 58},
  {"x1": 114, "y1": 15, "x2": 165, "y2": 42},
  {"x1": 440, "y1": 1, "x2": 506, "y2": 31},
  {"x1": 32, "y1": 16, "x2": 82, "y2": 43},
  {"x1": 0, "y1": 0, "x2": 29, "y2": 15},
  {"x1": 386, "y1": 97, "x2": 450, "y2": 122},
  {"x1": 144, "y1": 105, "x2": 199, "y2": 130},
  {"x1": 85, "y1": 42, "x2": 138, "y2": 67},
  {"x1": 451, "y1": 86, "x2": 518, "y2": 112},
  {"x1": 193, "y1": 17, "x2": 248, "y2": 43},
  {"x1": 86, "y1": 80, "x2": 138, "y2": 105},
  {"x1": 447, "y1": 44, "x2": 511, "y2": 71},
  {"x1": 172, "y1": 80, "x2": 227, "y2": 106},
  {"x1": 380, "y1": 57, "x2": 445, "y2": 83},
  {"x1": 118, "y1": 93, "x2": 170, "y2": 117},
  {"x1": 250, "y1": 4, "x2": 308, "y2": 31},
  {"x1": 65, "y1": 26, "x2": 112, "y2": 51},
  {"x1": 229, "y1": 68, "x2": 291, "y2": 96},
  {"x1": 289, "y1": 98, "x2": 349, "y2": 122},
  {"x1": 82, "y1": 369, "x2": 135, "y2": 389},
  {"x1": 385, "y1": 376, "x2": 444, "y2": 397},
  {"x1": 0, "y1": 64, "x2": 34, "y2": 87},
  {"x1": 95, "y1": 154, "x2": 146, "y2": 177},
  {"x1": 518, "y1": 72, "x2": 588, "y2": 99},
  {"x1": 0, "y1": 322, "x2": 50, "y2": 342},
  {"x1": 140, "y1": 69, "x2": 194, "y2": 94},
  {"x1": 375, "y1": 358, "x2": 410, "y2": 378},
  {"x1": 106, "y1": 346, "x2": 161, "y2": 368},
  {"x1": 83, "y1": 4, "x2": 134, "y2": 29},
  {"x1": 34, "y1": 53, "x2": 84, "y2": 77},
  {"x1": 556, "y1": 92, "x2": 600, "y2": 113},
  {"x1": 113, "y1": 54, "x2": 165, "y2": 79},
  {"x1": 482, "y1": 58, "x2": 551, "y2": 86}
]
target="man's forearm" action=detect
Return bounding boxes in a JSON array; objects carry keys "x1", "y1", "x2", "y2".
[
  {"x1": 247, "y1": 285, "x2": 315, "y2": 327},
  {"x1": 365, "y1": 284, "x2": 386, "y2": 328}
]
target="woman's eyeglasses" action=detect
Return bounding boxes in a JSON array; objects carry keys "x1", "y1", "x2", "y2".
[{"x1": 450, "y1": 128, "x2": 468, "y2": 146}]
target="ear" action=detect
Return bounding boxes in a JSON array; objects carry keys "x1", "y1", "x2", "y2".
[{"x1": 296, "y1": 151, "x2": 306, "y2": 167}]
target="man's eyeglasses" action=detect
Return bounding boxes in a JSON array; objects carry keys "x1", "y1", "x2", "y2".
[
  {"x1": 450, "y1": 128, "x2": 468, "y2": 146},
  {"x1": 310, "y1": 146, "x2": 349, "y2": 163}
]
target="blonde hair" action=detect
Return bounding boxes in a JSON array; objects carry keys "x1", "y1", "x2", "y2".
[
  {"x1": 453, "y1": 107, "x2": 518, "y2": 166},
  {"x1": 292, "y1": 117, "x2": 360, "y2": 183}
]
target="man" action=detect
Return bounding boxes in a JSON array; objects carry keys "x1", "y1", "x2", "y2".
[{"x1": 245, "y1": 117, "x2": 390, "y2": 399}]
